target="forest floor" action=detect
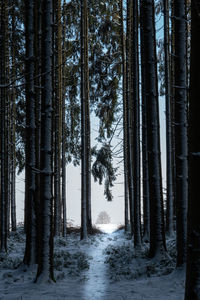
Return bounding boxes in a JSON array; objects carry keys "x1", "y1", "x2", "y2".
[{"x1": 0, "y1": 224, "x2": 185, "y2": 299}]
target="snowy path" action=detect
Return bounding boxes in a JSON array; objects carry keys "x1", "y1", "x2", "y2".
[
  {"x1": 81, "y1": 224, "x2": 119, "y2": 299},
  {"x1": 0, "y1": 224, "x2": 185, "y2": 299}
]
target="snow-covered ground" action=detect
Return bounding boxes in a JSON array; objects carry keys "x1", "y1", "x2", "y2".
[{"x1": 0, "y1": 224, "x2": 185, "y2": 299}]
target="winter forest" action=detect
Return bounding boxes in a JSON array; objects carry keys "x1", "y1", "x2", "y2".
[{"x1": 0, "y1": 0, "x2": 200, "y2": 299}]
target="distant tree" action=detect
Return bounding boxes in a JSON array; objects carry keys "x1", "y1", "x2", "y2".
[{"x1": 96, "y1": 211, "x2": 111, "y2": 224}]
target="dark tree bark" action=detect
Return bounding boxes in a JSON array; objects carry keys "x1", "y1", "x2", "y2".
[
  {"x1": 62, "y1": 1, "x2": 67, "y2": 237},
  {"x1": 85, "y1": 0, "x2": 92, "y2": 234},
  {"x1": 170, "y1": 0, "x2": 176, "y2": 224},
  {"x1": 10, "y1": 5, "x2": 17, "y2": 232},
  {"x1": 53, "y1": 0, "x2": 62, "y2": 236},
  {"x1": 140, "y1": 0, "x2": 150, "y2": 243},
  {"x1": 34, "y1": 0, "x2": 42, "y2": 255},
  {"x1": 164, "y1": 0, "x2": 174, "y2": 237},
  {"x1": 185, "y1": 1, "x2": 200, "y2": 299},
  {"x1": 126, "y1": 0, "x2": 134, "y2": 236},
  {"x1": 141, "y1": 0, "x2": 166, "y2": 258},
  {"x1": 0, "y1": 0, "x2": 8, "y2": 253},
  {"x1": 24, "y1": 0, "x2": 37, "y2": 266},
  {"x1": 132, "y1": 0, "x2": 141, "y2": 248},
  {"x1": 120, "y1": 0, "x2": 129, "y2": 233},
  {"x1": 174, "y1": 0, "x2": 188, "y2": 267},
  {"x1": 36, "y1": 0, "x2": 55, "y2": 282},
  {"x1": 80, "y1": 0, "x2": 89, "y2": 240}
]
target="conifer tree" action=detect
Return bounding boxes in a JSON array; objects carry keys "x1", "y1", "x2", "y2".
[
  {"x1": 185, "y1": 3, "x2": 200, "y2": 297},
  {"x1": 140, "y1": 0, "x2": 166, "y2": 257},
  {"x1": 174, "y1": 0, "x2": 188, "y2": 267},
  {"x1": 36, "y1": 0, "x2": 54, "y2": 282}
]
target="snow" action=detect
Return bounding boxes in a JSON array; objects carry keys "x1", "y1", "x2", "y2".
[{"x1": 0, "y1": 224, "x2": 185, "y2": 299}]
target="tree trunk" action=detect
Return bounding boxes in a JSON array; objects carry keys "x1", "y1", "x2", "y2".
[
  {"x1": 24, "y1": 0, "x2": 37, "y2": 266},
  {"x1": 85, "y1": 0, "x2": 92, "y2": 234},
  {"x1": 53, "y1": 0, "x2": 62, "y2": 236},
  {"x1": 34, "y1": 0, "x2": 42, "y2": 259},
  {"x1": 174, "y1": 0, "x2": 188, "y2": 267},
  {"x1": 10, "y1": 4, "x2": 17, "y2": 232},
  {"x1": 185, "y1": 2, "x2": 200, "y2": 298},
  {"x1": 126, "y1": 0, "x2": 134, "y2": 236},
  {"x1": 80, "y1": 0, "x2": 88, "y2": 240},
  {"x1": 36, "y1": 0, "x2": 55, "y2": 282},
  {"x1": 141, "y1": 0, "x2": 166, "y2": 258},
  {"x1": 0, "y1": 0, "x2": 8, "y2": 253},
  {"x1": 140, "y1": 0, "x2": 150, "y2": 242},
  {"x1": 170, "y1": 0, "x2": 176, "y2": 226},
  {"x1": 62, "y1": 1, "x2": 67, "y2": 237},
  {"x1": 164, "y1": 0, "x2": 174, "y2": 237},
  {"x1": 120, "y1": 0, "x2": 129, "y2": 233},
  {"x1": 132, "y1": 0, "x2": 141, "y2": 248}
]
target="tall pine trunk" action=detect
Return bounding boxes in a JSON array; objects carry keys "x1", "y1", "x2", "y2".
[
  {"x1": 80, "y1": 0, "x2": 89, "y2": 240},
  {"x1": 126, "y1": 0, "x2": 134, "y2": 235},
  {"x1": 62, "y1": 1, "x2": 67, "y2": 237},
  {"x1": 53, "y1": 0, "x2": 62, "y2": 236},
  {"x1": 185, "y1": 2, "x2": 200, "y2": 298},
  {"x1": 34, "y1": 0, "x2": 42, "y2": 257},
  {"x1": 141, "y1": 0, "x2": 166, "y2": 258},
  {"x1": 140, "y1": 0, "x2": 150, "y2": 242},
  {"x1": 132, "y1": 0, "x2": 141, "y2": 248},
  {"x1": 174, "y1": 0, "x2": 188, "y2": 267},
  {"x1": 0, "y1": 0, "x2": 8, "y2": 253},
  {"x1": 10, "y1": 4, "x2": 17, "y2": 232},
  {"x1": 36, "y1": 0, "x2": 54, "y2": 282},
  {"x1": 24, "y1": 0, "x2": 37, "y2": 266},
  {"x1": 164, "y1": 0, "x2": 174, "y2": 237},
  {"x1": 120, "y1": 0, "x2": 129, "y2": 233},
  {"x1": 85, "y1": 1, "x2": 92, "y2": 234}
]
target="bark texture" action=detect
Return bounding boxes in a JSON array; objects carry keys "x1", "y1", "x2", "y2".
[
  {"x1": 174, "y1": 0, "x2": 188, "y2": 267},
  {"x1": 185, "y1": 1, "x2": 200, "y2": 299},
  {"x1": 36, "y1": 0, "x2": 54, "y2": 282},
  {"x1": 141, "y1": 0, "x2": 166, "y2": 257}
]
